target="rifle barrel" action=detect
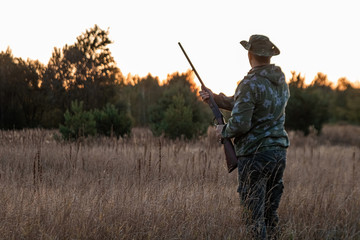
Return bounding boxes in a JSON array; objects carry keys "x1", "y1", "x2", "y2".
[
  {"x1": 178, "y1": 42, "x2": 205, "y2": 87},
  {"x1": 178, "y1": 42, "x2": 238, "y2": 173}
]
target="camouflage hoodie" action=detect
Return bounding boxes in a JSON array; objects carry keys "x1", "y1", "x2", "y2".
[{"x1": 216, "y1": 64, "x2": 290, "y2": 156}]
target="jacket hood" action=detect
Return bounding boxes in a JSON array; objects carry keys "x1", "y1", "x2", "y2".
[{"x1": 250, "y1": 64, "x2": 285, "y2": 86}]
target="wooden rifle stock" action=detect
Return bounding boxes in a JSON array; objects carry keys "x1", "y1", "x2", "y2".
[{"x1": 178, "y1": 42, "x2": 238, "y2": 173}]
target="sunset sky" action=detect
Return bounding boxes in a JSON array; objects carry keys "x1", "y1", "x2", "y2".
[{"x1": 1, "y1": 0, "x2": 359, "y2": 95}]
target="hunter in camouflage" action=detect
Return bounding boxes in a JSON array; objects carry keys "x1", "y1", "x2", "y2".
[
  {"x1": 214, "y1": 63, "x2": 290, "y2": 156},
  {"x1": 200, "y1": 34, "x2": 289, "y2": 239}
]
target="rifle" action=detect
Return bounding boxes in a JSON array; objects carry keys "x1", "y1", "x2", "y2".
[{"x1": 178, "y1": 42, "x2": 238, "y2": 173}]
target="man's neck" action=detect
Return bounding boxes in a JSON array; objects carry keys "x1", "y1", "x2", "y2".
[{"x1": 251, "y1": 62, "x2": 270, "y2": 68}]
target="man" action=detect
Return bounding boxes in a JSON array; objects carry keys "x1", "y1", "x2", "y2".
[{"x1": 200, "y1": 35, "x2": 289, "y2": 239}]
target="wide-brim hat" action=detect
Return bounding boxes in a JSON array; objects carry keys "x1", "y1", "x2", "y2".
[{"x1": 240, "y1": 34, "x2": 280, "y2": 57}]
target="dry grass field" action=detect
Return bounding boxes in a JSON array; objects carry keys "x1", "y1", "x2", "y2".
[{"x1": 0, "y1": 125, "x2": 359, "y2": 239}]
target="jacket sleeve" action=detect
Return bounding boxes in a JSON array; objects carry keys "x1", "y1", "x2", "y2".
[
  {"x1": 222, "y1": 81, "x2": 255, "y2": 138},
  {"x1": 213, "y1": 93, "x2": 234, "y2": 111}
]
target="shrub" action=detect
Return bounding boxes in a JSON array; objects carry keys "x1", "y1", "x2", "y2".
[
  {"x1": 93, "y1": 103, "x2": 132, "y2": 138},
  {"x1": 162, "y1": 95, "x2": 194, "y2": 139},
  {"x1": 59, "y1": 100, "x2": 96, "y2": 140},
  {"x1": 150, "y1": 93, "x2": 210, "y2": 140}
]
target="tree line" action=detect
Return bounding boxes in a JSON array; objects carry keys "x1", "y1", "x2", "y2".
[
  {"x1": 286, "y1": 72, "x2": 360, "y2": 135},
  {"x1": 1, "y1": 25, "x2": 359, "y2": 139}
]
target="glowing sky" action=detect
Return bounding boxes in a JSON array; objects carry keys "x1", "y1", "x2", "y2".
[{"x1": 1, "y1": 0, "x2": 359, "y2": 95}]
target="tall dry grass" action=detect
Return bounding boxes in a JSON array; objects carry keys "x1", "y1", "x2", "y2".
[{"x1": 0, "y1": 125, "x2": 359, "y2": 239}]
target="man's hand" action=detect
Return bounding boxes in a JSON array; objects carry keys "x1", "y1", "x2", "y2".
[
  {"x1": 199, "y1": 86, "x2": 214, "y2": 103},
  {"x1": 215, "y1": 124, "x2": 225, "y2": 142}
]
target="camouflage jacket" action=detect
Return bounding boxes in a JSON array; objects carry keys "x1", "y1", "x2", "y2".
[{"x1": 214, "y1": 64, "x2": 290, "y2": 156}]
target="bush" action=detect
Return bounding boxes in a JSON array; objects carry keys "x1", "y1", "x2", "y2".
[
  {"x1": 150, "y1": 90, "x2": 211, "y2": 140},
  {"x1": 93, "y1": 103, "x2": 132, "y2": 138},
  {"x1": 161, "y1": 95, "x2": 194, "y2": 139},
  {"x1": 59, "y1": 100, "x2": 96, "y2": 140}
]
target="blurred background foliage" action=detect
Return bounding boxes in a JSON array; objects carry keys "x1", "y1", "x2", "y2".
[{"x1": 1, "y1": 25, "x2": 360, "y2": 139}]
